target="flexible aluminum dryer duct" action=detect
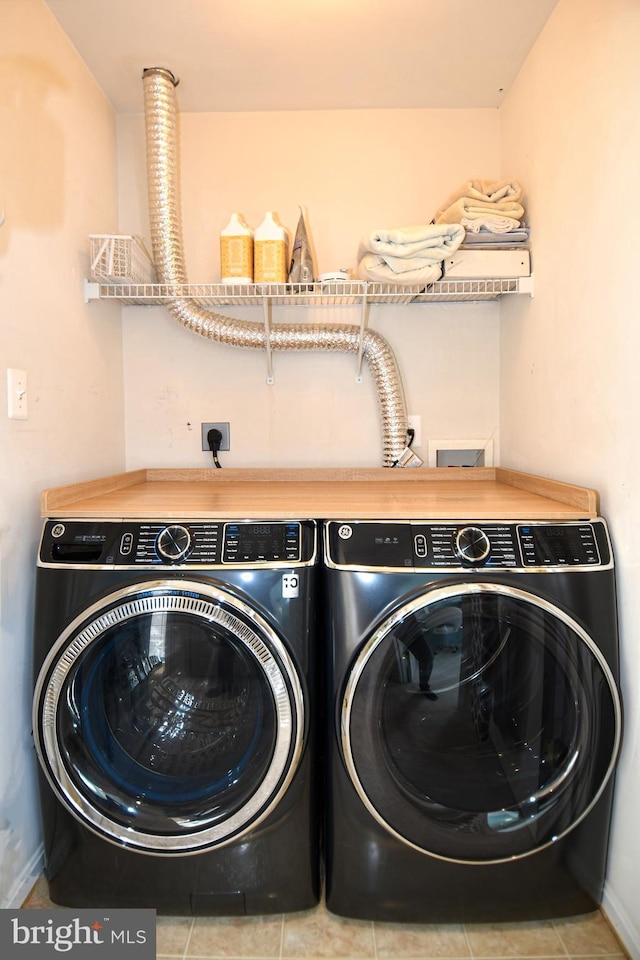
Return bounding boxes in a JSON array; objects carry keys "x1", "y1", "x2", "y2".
[{"x1": 142, "y1": 67, "x2": 415, "y2": 467}]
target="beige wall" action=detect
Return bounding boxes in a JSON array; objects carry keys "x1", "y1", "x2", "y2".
[
  {"x1": 118, "y1": 109, "x2": 503, "y2": 468},
  {"x1": 500, "y1": 1, "x2": 640, "y2": 953},
  {"x1": 0, "y1": 0, "x2": 125, "y2": 904}
]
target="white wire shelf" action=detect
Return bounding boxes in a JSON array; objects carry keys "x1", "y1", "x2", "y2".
[
  {"x1": 84, "y1": 275, "x2": 533, "y2": 385},
  {"x1": 84, "y1": 276, "x2": 533, "y2": 307}
]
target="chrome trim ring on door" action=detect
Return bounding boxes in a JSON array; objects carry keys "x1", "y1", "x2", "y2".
[
  {"x1": 341, "y1": 581, "x2": 622, "y2": 865},
  {"x1": 34, "y1": 580, "x2": 304, "y2": 855}
]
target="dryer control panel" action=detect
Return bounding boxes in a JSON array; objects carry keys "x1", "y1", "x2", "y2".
[
  {"x1": 326, "y1": 520, "x2": 612, "y2": 572},
  {"x1": 39, "y1": 519, "x2": 317, "y2": 568}
]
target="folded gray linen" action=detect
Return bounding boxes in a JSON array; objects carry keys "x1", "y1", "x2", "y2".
[{"x1": 462, "y1": 226, "x2": 530, "y2": 248}]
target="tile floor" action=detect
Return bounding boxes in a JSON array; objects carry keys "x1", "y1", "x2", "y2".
[{"x1": 23, "y1": 877, "x2": 630, "y2": 959}]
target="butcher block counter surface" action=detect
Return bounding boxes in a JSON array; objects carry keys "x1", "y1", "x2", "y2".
[{"x1": 41, "y1": 468, "x2": 599, "y2": 520}]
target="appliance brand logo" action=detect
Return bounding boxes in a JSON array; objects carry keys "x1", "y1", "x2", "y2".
[{"x1": 1, "y1": 910, "x2": 156, "y2": 958}]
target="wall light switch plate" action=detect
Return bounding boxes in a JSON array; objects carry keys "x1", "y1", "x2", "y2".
[{"x1": 7, "y1": 368, "x2": 28, "y2": 420}]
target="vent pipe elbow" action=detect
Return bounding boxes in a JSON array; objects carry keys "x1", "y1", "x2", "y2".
[{"x1": 142, "y1": 66, "x2": 417, "y2": 468}]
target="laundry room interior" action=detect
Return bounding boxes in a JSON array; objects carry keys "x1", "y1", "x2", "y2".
[{"x1": 2, "y1": 0, "x2": 640, "y2": 957}]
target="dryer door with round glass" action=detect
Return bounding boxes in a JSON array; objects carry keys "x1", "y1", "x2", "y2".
[
  {"x1": 342, "y1": 583, "x2": 622, "y2": 863},
  {"x1": 34, "y1": 580, "x2": 304, "y2": 854}
]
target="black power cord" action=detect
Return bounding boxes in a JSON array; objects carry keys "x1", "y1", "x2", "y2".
[
  {"x1": 207, "y1": 428, "x2": 223, "y2": 468},
  {"x1": 391, "y1": 427, "x2": 417, "y2": 467}
]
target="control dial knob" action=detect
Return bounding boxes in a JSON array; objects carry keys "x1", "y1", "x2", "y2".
[
  {"x1": 455, "y1": 526, "x2": 491, "y2": 565},
  {"x1": 156, "y1": 524, "x2": 192, "y2": 563}
]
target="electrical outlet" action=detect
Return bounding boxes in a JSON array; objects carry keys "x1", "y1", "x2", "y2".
[{"x1": 201, "y1": 422, "x2": 230, "y2": 451}]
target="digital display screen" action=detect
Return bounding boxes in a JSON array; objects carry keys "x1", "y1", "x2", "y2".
[
  {"x1": 518, "y1": 523, "x2": 600, "y2": 566},
  {"x1": 223, "y1": 522, "x2": 300, "y2": 562}
]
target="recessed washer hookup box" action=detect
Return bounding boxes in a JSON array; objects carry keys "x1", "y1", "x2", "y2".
[{"x1": 443, "y1": 249, "x2": 531, "y2": 279}]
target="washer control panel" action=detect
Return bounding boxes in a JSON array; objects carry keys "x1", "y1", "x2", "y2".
[
  {"x1": 326, "y1": 520, "x2": 611, "y2": 571},
  {"x1": 40, "y1": 520, "x2": 315, "y2": 567},
  {"x1": 414, "y1": 524, "x2": 519, "y2": 568}
]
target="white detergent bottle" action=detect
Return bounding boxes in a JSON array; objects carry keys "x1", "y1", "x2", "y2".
[
  {"x1": 254, "y1": 211, "x2": 288, "y2": 284},
  {"x1": 220, "y1": 213, "x2": 253, "y2": 284}
]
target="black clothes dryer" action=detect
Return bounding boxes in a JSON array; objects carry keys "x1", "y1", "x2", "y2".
[
  {"x1": 323, "y1": 519, "x2": 622, "y2": 923},
  {"x1": 33, "y1": 518, "x2": 320, "y2": 916}
]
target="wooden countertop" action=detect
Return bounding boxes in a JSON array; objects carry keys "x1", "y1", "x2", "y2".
[{"x1": 40, "y1": 467, "x2": 599, "y2": 520}]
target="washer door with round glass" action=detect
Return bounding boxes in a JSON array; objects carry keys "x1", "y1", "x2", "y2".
[
  {"x1": 34, "y1": 580, "x2": 304, "y2": 854},
  {"x1": 342, "y1": 583, "x2": 622, "y2": 864}
]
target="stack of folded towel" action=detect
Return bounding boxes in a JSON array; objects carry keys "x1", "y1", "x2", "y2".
[
  {"x1": 434, "y1": 178, "x2": 529, "y2": 251},
  {"x1": 355, "y1": 222, "x2": 465, "y2": 286},
  {"x1": 435, "y1": 178, "x2": 524, "y2": 229}
]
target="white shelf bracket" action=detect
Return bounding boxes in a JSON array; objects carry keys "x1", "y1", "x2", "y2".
[
  {"x1": 262, "y1": 297, "x2": 275, "y2": 384},
  {"x1": 518, "y1": 274, "x2": 535, "y2": 297},
  {"x1": 84, "y1": 279, "x2": 100, "y2": 302},
  {"x1": 355, "y1": 293, "x2": 370, "y2": 383}
]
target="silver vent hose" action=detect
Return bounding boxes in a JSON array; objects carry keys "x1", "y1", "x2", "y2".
[{"x1": 142, "y1": 67, "x2": 414, "y2": 467}]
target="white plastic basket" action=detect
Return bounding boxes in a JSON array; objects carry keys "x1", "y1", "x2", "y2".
[{"x1": 89, "y1": 234, "x2": 157, "y2": 284}]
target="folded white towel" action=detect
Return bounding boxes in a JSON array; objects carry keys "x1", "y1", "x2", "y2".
[
  {"x1": 356, "y1": 254, "x2": 443, "y2": 286},
  {"x1": 461, "y1": 215, "x2": 522, "y2": 234},
  {"x1": 436, "y1": 178, "x2": 523, "y2": 213},
  {"x1": 358, "y1": 222, "x2": 465, "y2": 263},
  {"x1": 435, "y1": 197, "x2": 523, "y2": 226}
]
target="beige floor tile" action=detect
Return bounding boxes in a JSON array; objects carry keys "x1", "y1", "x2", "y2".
[
  {"x1": 282, "y1": 903, "x2": 375, "y2": 958},
  {"x1": 374, "y1": 920, "x2": 471, "y2": 958},
  {"x1": 187, "y1": 913, "x2": 283, "y2": 958},
  {"x1": 21, "y1": 876, "x2": 55, "y2": 909},
  {"x1": 464, "y1": 919, "x2": 565, "y2": 957},
  {"x1": 156, "y1": 916, "x2": 193, "y2": 957},
  {"x1": 18, "y1": 876, "x2": 631, "y2": 960},
  {"x1": 553, "y1": 911, "x2": 630, "y2": 956}
]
